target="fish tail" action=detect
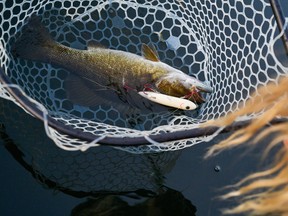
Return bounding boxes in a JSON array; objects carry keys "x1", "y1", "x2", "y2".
[{"x1": 12, "y1": 16, "x2": 55, "y2": 61}]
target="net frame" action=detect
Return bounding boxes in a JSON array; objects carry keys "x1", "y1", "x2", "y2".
[
  {"x1": 0, "y1": 0, "x2": 288, "y2": 153},
  {"x1": 1, "y1": 69, "x2": 287, "y2": 146}
]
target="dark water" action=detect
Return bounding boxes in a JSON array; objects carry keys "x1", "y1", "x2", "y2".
[
  {"x1": 1, "y1": 1, "x2": 288, "y2": 216},
  {"x1": 0, "y1": 96, "x2": 271, "y2": 216}
]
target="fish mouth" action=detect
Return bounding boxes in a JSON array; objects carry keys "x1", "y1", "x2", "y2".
[{"x1": 196, "y1": 85, "x2": 213, "y2": 93}]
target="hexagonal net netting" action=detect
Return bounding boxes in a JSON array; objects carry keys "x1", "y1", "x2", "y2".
[{"x1": 0, "y1": 0, "x2": 287, "y2": 153}]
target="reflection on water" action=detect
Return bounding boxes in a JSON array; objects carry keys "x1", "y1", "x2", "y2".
[
  {"x1": 0, "y1": 97, "x2": 181, "y2": 192},
  {"x1": 0, "y1": 97, "x2": 197, "y2": 215},
  {"x1": 1, "y1": 124, "x2": 196, "y2": 215},
  {"x1": 71, "y1": 188, "x2": 196, "y2": 216},
  {"x1": 0, "y1": 87, "x2": 269, "y2": 216}
]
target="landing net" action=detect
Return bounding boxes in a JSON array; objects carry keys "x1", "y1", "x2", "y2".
[{"x1": 0, "y1": 0, "x2": 287, "y2": 153}]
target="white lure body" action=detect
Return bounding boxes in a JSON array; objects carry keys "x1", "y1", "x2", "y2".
[{"x1": 138, "y1": 91, "x2": 197, "y2": 110}]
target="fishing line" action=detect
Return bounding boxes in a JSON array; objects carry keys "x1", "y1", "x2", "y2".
[{"x1": 81, "y1": 76, "x2": 121, "y2": 93}]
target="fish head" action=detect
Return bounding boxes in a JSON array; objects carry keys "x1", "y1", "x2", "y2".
[
  {"x1": 181, "y1": 74, "x2": 213, "y2": 93},
  {"x1": 157, "y1": 70, "x2": 213, "y2": 92},
  {"x1": 155, "y1": 70, "x2": 212, "y2": 104}
]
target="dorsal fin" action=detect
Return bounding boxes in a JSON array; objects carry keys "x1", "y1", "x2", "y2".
[
  {"x1": 87, "y1": 41, "x2": 106, "y2": 51},
  {"x1": 141, "y1": 44, "x2": 160, "y2": 62}
]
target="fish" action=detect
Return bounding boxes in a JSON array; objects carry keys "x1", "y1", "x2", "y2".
[
  {"x1": 138, "y1": 91, "x2": 197, "y2": 110},
  {"x1": 12, "y1": 16, "x2": 212, "y2": 110}
]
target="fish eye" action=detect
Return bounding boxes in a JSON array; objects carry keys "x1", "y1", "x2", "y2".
[{"x1": 185, "y1": 106, "x2": 190, "y2": 110}]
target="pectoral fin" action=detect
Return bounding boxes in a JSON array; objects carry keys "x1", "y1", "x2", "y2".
[
  {"x1": 141, "y1": 44, "x2": 160, "y2": 62},
  {"x1": 64, "y1": 75, "x2": 172, "y2": 115},
  {"x1": 64, "y1": 74, "x2": 124, "y2": 107}
]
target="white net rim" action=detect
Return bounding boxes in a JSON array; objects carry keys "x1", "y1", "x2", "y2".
[{"x1": 2, "y1": 66, "x2": 288, "y2": 147}]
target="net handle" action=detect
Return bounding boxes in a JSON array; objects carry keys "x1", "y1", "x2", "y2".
[{"x1": 270, "y1": 0, "x2": 288, "y2": 54}]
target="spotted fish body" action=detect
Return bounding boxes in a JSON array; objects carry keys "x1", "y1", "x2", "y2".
[{"x1": 12, "y1": 17, "x2": 212, "y2": 108}]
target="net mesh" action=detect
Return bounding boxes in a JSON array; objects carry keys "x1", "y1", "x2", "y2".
[
  {"x1": 0, "y1": 96, "x2": 180, "y2": 193},
  {"x1": 0, "y1": 0, "x2": 287, "y2": 153}
]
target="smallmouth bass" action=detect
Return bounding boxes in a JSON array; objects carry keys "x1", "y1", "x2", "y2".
[{"x1": 12, "y1": 17, "x2": 212, "y2": 110}]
